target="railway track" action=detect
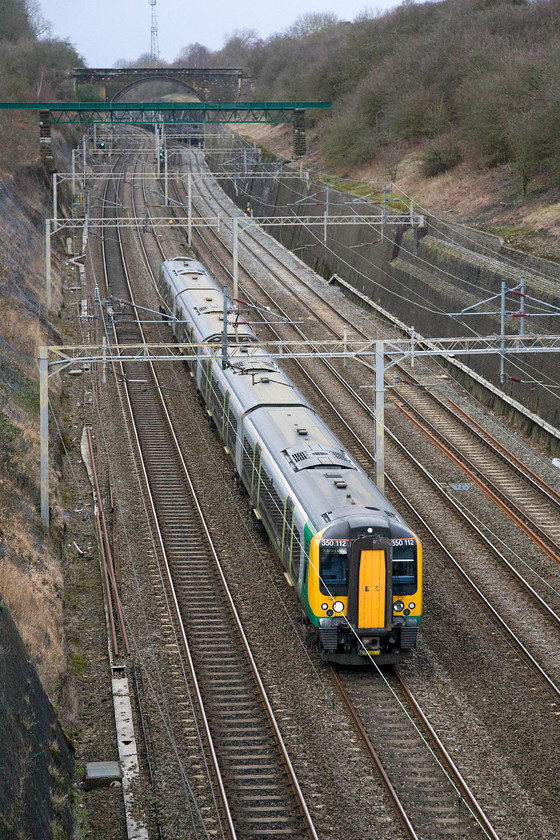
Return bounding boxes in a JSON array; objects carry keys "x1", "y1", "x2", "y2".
[
  {"x1": 393, "y1": 386, "x2": 560, "y2": 566},
  {"x1": 166, "y1": 146, "x2": 560, "y2": 818},
  {"x1": 98, "y1": 149, "x2": 318, "y2": 839},
  {"x1": 331, "y1": 666, "x2": 500, "y2": 840},
  {"x1": 158, "y1": 151, "x2": 538, "y2": 836},
  {"x1": 79, "y1": 135, "x2": 560, "y2": 839}
]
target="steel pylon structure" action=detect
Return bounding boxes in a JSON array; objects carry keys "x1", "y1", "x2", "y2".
[{"x1": 149, "y1": 0, "x2": 159, "y2": 61}]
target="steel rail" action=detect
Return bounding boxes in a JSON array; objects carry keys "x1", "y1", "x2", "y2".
[
  {"x1": 393, "y1": 667, "x2": 501, "y2": 840},
  {"x1": 394, "y1": 399, "x2": 560, "y2": 567},
  {"x1": 84, "y1": 424, "x2": 130, "y2": 655},
  {"x1": 102, "y1": 150, "x2": 237, "y2": 840},
  {"x1": 114, "y1": 146, "x2": 320, "y2": 839},
  {"x1": 449, "y1": 398, "x2": 560, "y2": 506},
  {"x1": 329, "y1": 667, "x2": 419, "y2": 840}
]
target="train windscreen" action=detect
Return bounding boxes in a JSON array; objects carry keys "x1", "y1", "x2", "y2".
[
  {"x1": 319, "y1": 541, "x2": 349, "y2": 595},
  {"x1": 392, "y1": 542, "x2": 417, "y2": 596}
]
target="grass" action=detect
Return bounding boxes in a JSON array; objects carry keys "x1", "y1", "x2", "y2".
[
  {"x1": 303, "y1": 172, "x2": 414, "y2": 214},
  {"x1": 0, "y1": 556, "x2": 66, "y2": 700},
  {"x1": 69, "y1": 650, "x2": 87, "y2": 677},
  {"x1": 480, "y1": 224, "x2": 534, "y2": 243}
]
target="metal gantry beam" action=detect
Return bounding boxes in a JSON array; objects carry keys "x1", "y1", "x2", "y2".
[
  {"x1": 39, "y1": 335, "x2": 560, "y2": 525},
  {"x1": 45, "y1": 210, "x2": 423, "y2": 309},
  {"x1": 0, "y1": 101, "x2": 331, "y2": 125},
  {"x1": 42, "y1": 335, "x2": 560, "y2": 368}
]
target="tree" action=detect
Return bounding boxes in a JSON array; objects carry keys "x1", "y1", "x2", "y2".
[
  {"x1": 25, "y1": 0, "x2": 51, "y2": 37},
  {"x1": 285, "y1": 12, "x2": 339, "y2": 39},
  {"x1": 175, "y1": 42, "x2": 214, "y2": 68},
  {"x1": 217, "y1": 29, "x2": 262, "y2": 71},
  {"x1": 0, "y1": 0, "x2": 34, "y2": 42}
]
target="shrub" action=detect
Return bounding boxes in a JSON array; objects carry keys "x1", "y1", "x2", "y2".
[{"x1": 422, "y1": 138, "x2": 463, "y2": 177}]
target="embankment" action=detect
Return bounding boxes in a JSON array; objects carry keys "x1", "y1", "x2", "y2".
[{"x1": 205, "y1": 133, "x2": 560, "y2": 452}]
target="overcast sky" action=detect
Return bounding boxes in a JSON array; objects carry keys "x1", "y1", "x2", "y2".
[{"x1": 38, "y1": 0, "x2": 399, "y2": 67}]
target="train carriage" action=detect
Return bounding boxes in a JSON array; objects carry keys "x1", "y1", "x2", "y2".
[{"x1": 158, "y1": 256, "x2": 422, "y2": 664}]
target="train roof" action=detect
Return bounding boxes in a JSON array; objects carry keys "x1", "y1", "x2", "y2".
[
  {"x1": 161, "y1": 258, "x2": 412, "y2": 537},
  {"x1": 247, "y1": 403, "x2": 409, "y2": 532},
  {"x1": 220, "y1": 349, "x2": 310, "y2": 413},
  {"x1": 161, "y1": 257, "x2": 256, "y2": 344}
]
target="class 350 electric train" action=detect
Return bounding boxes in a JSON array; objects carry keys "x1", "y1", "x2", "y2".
[{"x1": 158, "y1": 256, "x2": 422, "y2": 665}]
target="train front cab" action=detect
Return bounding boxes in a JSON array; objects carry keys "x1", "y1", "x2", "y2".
[{"x1": 307, "y1": 519, "x2": 422, "y2": 665}]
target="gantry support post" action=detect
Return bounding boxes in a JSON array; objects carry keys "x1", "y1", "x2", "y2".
[
  {"x1": 187, "y1": 172, "x2": 192, "y2": 246},
  {"x1": 82, "y1": 133, "x2": 87, "y2": 189},
  {"x1": 45, "y1": 219, "x2": 52, "y2": 309},
  {"x1": 40, "y1": 346, "x2": 49, "y2": 527},
  {"x1": 221, "y1": 285, "x2": 229, "y2": 369},
  {"x1": 374, "y1": 340, "x2": 385, "y2": 493},
  {"x1": 519, "y1": 277, "x2": 525, "y2": 337},
  {"x1": 164, "y1": 147, "x2": 169, "y2": 205},
  {"x1": 71, "y1": 148, "x2": 77, "y2": 198},
  {"x1": 500, "y1": 280, "x2": 506, "y2": 384},
  {"x1": 233, "y1": 216, "x2": 239, "y2": 303},
  {"x1": 53, "y1": 173, "x2": 58, "y2": 229},
  {"x1": 323, "y1": 185, "x2": 329, "y2": 246}
]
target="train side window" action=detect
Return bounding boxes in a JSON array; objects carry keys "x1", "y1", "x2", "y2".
[
  {"x1": 201, "y1": 359, "x2": 212, "y2": 401},
  {"x1": 291, "y1": 527, "x2": 302, "y2": 583},
  {"x1": 303, "y1": 534, "x2": 311, "y2": 587},
  {"x1": 210, "y1": 370, "x2": 222, "y2": 420},
  {"x1": 241, "y1": 436, "x2": 254, "y2": 487},
  {"x1": 223, "y1": 391, "x2": 233, "y2": 450}
]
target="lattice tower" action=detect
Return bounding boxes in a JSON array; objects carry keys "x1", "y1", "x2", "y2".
[{"x1": 149, "y1": 0, "x2": 159, "y2": 61}]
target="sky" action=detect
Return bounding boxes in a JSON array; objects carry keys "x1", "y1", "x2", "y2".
[{"x1": 38, "y1": 0, "x2": 399, "y2": 68}]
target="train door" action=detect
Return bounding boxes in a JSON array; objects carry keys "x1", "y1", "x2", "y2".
[
  {"x1": 282, "y1": 498, "x2": 297, "y2": 578},
  {"x1": 358, "y1": 550, "x2": 386, "y2": 628},
  {"x1": 222, "y1": 391, "x2": 231, "y2": 450}
]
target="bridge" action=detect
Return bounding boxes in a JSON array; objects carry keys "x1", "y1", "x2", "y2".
[{"x1": 72, "y1": 67, "x2": 244, "y2": 103}]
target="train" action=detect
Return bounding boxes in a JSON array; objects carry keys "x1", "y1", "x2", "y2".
[{"x1": 157, "y1": 256, "x2": 422, "y2": 665}]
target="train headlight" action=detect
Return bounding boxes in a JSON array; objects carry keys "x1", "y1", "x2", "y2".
[
  {"x1": 333, "y1": 601, "x2": 344, "y2": 613},
  {"x1": 408, "y1": 602, "x2": 416, "y2": 610},
  {"x1": 321, "y1": 603, "x2": 328, "y2": 611},
  {"x1": 393, "y1": 600, "x2": 404, "y2": 612}
]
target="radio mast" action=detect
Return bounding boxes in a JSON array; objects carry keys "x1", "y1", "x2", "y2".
[{"x1": 149, "y1": 0, "x2": 159, "y2": 61}]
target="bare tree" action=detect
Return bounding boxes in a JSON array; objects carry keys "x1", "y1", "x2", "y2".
[{"x1": 285, "y1": 12, "x2": 339, "y2": 39}]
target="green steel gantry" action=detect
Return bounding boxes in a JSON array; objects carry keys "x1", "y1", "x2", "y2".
[{"x1": 0, "y1": 101, "x2": 331, "y2": 124}]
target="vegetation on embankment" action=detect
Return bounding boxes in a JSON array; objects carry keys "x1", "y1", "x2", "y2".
[
  {"x1": 163, "y1": 0, "x2": 560, "y2": 208},
  {"x1": 0, "y1": 4, "x2": 85, "y2": 836},
  {"x1": 0, "y1": 0, "x2": 82, "y2": 703},
  {"x1": 0, "y1": 0, "x2": 81, "y2": 172}
]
